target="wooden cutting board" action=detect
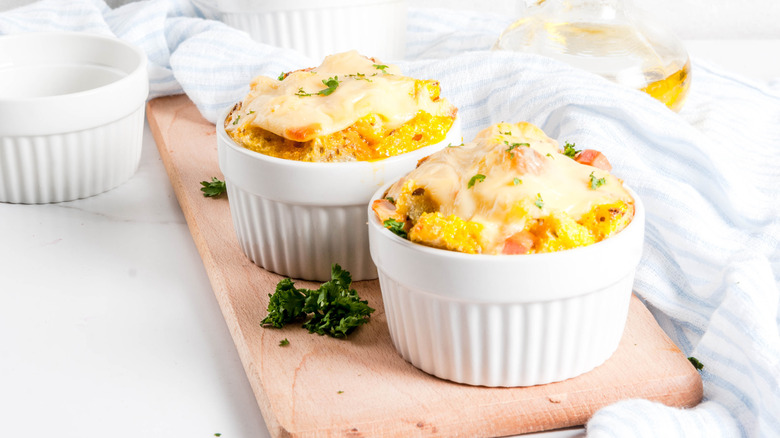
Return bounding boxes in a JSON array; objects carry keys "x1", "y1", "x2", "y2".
[{"x1": 147, "y1": 94, "x2": 702, "y2": 437}]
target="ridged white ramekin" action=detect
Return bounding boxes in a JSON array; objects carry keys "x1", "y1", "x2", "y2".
[
  {"x1": 0, "y1": 32, "x2": 148, "y2": 204},
  {"x1": 215, "y1": 0, "x2": 407, "y2": 61},
  {"x1": 217, "y1": 108, "x2": 461, "y2": 282},
  {"x1": 368, "y1": 185, "x2": 645, "y2": 387}
]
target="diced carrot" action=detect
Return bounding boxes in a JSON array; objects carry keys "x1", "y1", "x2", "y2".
[
  {"x1": 501, "y1": 230, "x2": 535, "y2": 255},
  {"x1": 575, "y1": 149, "x2": 612, "y2": 171}
]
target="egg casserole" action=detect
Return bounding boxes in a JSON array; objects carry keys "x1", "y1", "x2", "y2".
[
  {"x1": 224, "y1": 51, "x2": 458, "y2": 162},
  {"x1": 373, "y1": 122, "x2": 635, "y2": 255}
]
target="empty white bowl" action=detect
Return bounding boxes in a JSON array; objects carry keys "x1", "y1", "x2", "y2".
[
  {"x1": 215, "y1": 0, "x2": 408, "y2": 61},
  {"x1": 368, "y1": 184, "x2": 645, "y2": 386},
  {"x1": 218, "y1": 107, "x2": 461, "y2": 282},
  {"x1": 0, "y1": 32, "x2": 148, "y2": 204}
]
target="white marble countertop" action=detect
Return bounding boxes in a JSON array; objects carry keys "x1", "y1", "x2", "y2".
[{"x1": 1, "y1": 40, "x2": 777, "y2": 438}]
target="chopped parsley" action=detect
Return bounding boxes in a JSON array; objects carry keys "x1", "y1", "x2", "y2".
[
  {"x1": 373, "y1": 64, "x2": 389, "y2": 73},
  {"x1": 279, "y1": 338, "x2": 290, "y2": 346},
  {"x1": 563, "y1": 141, "x2": 580, "y2": 158},
  {"x1": 261, "y1": 264, "x2": 375, "y2": 338},
  {"x1": 500, "y1": 130, "x2": 512, "y2": 136},
  {"x1": 277, "y1": 72, "x2": 286, "y2": 81},
  {"x1": 589, "y1": 171, "x2": 606, "y2": 189},
  {"x1": 534, "y1": 193, "x2": 544, "y2": 209},
  {"x1": 546, "y1": 153, "x2": 554, "y2": 159},
  {"x1": 214, "y1": 434, "x2": 221, "y2": 437},
  {"x1": 383, "y1": 218, "x2": 407, "y2": 238},
  {"x1": 513, "y1": 177, "x2": 522, "y2": 186},
  {"x1": 295, "y1": 76, "x2": 340, "y2": 97},
  {"x1": 468, "y1": 174, "x2": 486, "y2": 188},
  {"x1": 447, "y1": 143, "x2": 464, "y2": 148},
  {"x1": 232, "y1": 115, "x2": 240, "y2": 125},
  {"x1": 318, "y1": 76, "x2": 340, "y2": 95},
  {"x1": 385, "y1": 196, "x2": 395, "y2": 204},
  {"x1": 200, "y1": 177, "x2": 226, "y2": 198},
  {"x1": 347, "y1": 72, "x2": 372, "y2": 82},
  {"x1": 337, "y1": 390, "x2": 344, "y2": 394},
  {"x1": 688, "y1": 356, "x2": 704, "y2": 370}
]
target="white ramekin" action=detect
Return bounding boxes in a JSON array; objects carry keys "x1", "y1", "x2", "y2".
[
  {"x1": 0, "y1": 32, "x2": 148, "y2": 204},
  {"x1": 368, "y1": 184, "x2": 645, "y2": 387},
  {"x1": 215, "y1": 0, "x2": 408, "y2": 61},
  {"x1": 217, "y1": 108, "x2": 461, "y2": 282}
]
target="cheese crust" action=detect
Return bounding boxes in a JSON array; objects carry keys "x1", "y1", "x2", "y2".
[
  {"x1": 225, "y1": 51, "x2": 458, "y2": 162},
  {"x1": 374, "y1": 122, "x2": 635, "y2": 255}
]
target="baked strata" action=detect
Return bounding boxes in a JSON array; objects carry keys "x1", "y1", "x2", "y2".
[
  {"x1": 373, "y1": 122, "x2": 635, "y2": 255},
  {"x1": 225, "y1": 50, "x2": 458, "y2": 162}
]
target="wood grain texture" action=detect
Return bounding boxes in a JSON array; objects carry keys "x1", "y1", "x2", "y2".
[{"x1": 146, "y1": 94, "x2": 702, "y2": 437}]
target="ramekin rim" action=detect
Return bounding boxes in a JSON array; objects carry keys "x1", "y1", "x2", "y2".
[{"x1": 0, "y1": 31, "x2": 147, "y2": 106}]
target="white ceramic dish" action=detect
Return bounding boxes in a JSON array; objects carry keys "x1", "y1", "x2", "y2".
[
  {"x1": 215, "y1": 0, "x2": 408, "y2": 61},
  {"x1": 217, "y1": 108, "x2": 461, "y2": 282},
  {"x1": 368, "y1": 184, "x2": 645, "y2": 387},
  {"x1": 0, "y1": 32, "x2": 148, "y2": 204}
]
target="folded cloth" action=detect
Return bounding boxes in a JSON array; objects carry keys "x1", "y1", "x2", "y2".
[{"x1": 2, "y1": 1, "x2": 779, "y2": 437}]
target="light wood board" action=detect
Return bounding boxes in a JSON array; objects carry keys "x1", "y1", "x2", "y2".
[{"x1": 147, "y1": 94, "x2": 702, "y2": 437}]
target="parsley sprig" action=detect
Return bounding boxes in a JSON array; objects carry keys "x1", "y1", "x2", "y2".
[
  {"x1": 200, "y1": 177, "x2": 226, "y2": 198},
  {"x1": 296, "y1": 76, "x2": 340, "y2": 97},
  {"x1": 468, "y1": 174, "x2": 486, "y2": 188},
  {"x1": 373, "y1": 64, "x2": 389, "y2": 73},
  {"x1": 261, "y1": 264, "x2": 375, "y2": 338},
  {"x1": 534, "y1": 193, "x2": 544, "y2": 209},
  {"x1": 589, "y1": 171, "x2": 606, "y2": 189},
  {"x1": 563, "y1": 141, "x2": 580, "y2": 158},
  {"x1": 688, "y1": 356, "x2": 704, "y2": 370},
  {"x1": 383, "y1": 218, "x2": 407, "y2": 238}
]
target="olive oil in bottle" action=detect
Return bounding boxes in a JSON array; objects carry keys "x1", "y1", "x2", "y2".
[{"x1": 494, "y1": 0, "x2": 690, "y2": 111}]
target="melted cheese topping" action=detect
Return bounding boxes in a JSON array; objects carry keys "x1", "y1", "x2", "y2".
[
  {"x1": 382, "y1": 122, "x2": 634, "y2": 254},
  {"x1": 225, "y1": 51, "x2": 456, "y2": 142}
]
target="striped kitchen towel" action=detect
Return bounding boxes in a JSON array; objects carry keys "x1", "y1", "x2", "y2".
[{"x1": 2, "y1": 1, "x2": 778, "y2": 437}]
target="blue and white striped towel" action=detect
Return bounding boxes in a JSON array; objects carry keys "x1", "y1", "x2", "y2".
[{"x1": 3, "y1": 1, "x2": 778, "y2": 436}]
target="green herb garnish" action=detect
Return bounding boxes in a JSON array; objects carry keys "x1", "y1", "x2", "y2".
[
  {"x1": 589, "y1": 171, "x2": 606, "y2": 190},
  {"x1": 373, "y1": 64, "x2": 389, "y2": 73},
  {"x1": 279, "y1": 338, "x2": 290, "y2": 346},
  {"x1": 200, "y1": 177, "x2": 226, "y2": 198},
  {"x1": 232, "y1": 115, "x2": 240, "y2": 125},
  {"x1": 500, "y1": 130, "x2": 512, "y2": 136},
  {"x1": 278, "y1": 72, "x2": 286, "y2": 81},
  {"x1": 383, "y1": 218, "x2": 407, "y2": 238},
  {"x1": 295, "y1": 76, "x2": 340, "y2": 97},
  {"x1": 261, "y1": 264, "x2": 375, "y2": 338},
  {"x1": 385, "y1": 196, "x2": 395, "y2": 204},
  {"x1": 513, "y1": 177, "x2": 522, "y2": 186},
  {"x1": 337, "y1": 390, "x2": 344, "y2": 394},
  {"x1": 534, "y1": 193, "x2": 544, "y2": 209},
  {"x1": 447, "y1": 143, "x2": 464, "y2": 148},
  {"x1": 468, "y1": 174, "x2": 486, "y2": 188},
  {"x1": 563, "y1": 141, "x2": 580, "y2": 158},
  {"x1": 347, "y1": 72, "x2": 372, "y2": 82},
  {"x1": 318, "y1": 76, "x2": 340, "y2": 95},
  {"x1": 688, "y1": 356, "x2": 704, "y2": 370}
]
